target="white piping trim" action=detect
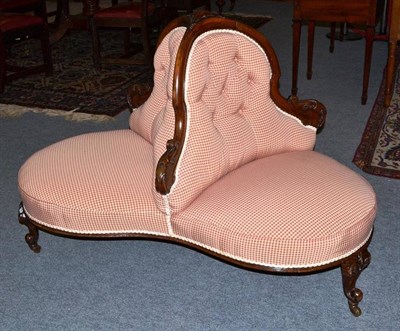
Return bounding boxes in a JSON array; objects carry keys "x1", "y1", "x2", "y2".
[
  {"x1": 25, "y1": 208, "x2": 372, "y2": 269},
  {"x1": 162, "y1": 195, "x2": 174, "y2": 235},
  {"x1": 24, "y1": 208, "x2": 171, "y2": 237},
  {"x1": 168, "y1": 228, "x2": 373, "y2": 270},
  {"x1": 276, "y1": 106, "x2": 317, "y2": 131}
]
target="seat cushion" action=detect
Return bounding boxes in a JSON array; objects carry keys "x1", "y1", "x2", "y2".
[
  {"x1": 18, "y1": 130, "x2": 168, "y2": 235},
  {"x1": 171, "y1": 151, "x2": 376, "y2": 268},
  {"x1": 0, "y1": 15, "x2": 43, "y2": 32},
  {"x1": 94, "y1": 3, "x2": 155, "y2": 19},
  {"x1": 0, "y1": 0, "x2": 39, "y2": 11}
]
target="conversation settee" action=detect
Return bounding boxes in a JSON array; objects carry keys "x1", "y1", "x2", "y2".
[{"x1": 18, "y1": 12, "x2": 377, "y2": 316}]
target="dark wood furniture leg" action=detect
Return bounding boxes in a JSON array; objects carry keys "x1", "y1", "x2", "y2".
[
  {"x1": 50, "y1": 0, "x2": 93, "y2": 44},
  {"x1": 292, "y1": 19, "x2": 301, "y2": 96},
  {"x1": 384, "y1": 0, "x2": 399, "y2": 107},
  {"x1": 216, "y1": 0, "x2": 225, "y2": 14},
  {"x1": 41, "y1": 26, "x2": 54, "y2": 77},
  {"x1": 47, "y1": 0, "x2": 65, "y2": 27},
  {"x1": 50, "y1": 0, "x2": 73, "y2": 44},
  {"x1": 215, "y1": 0, "x2": 235, "y2": 13},
  {"x1": 384, "y1": 40, "x2": 397, "y2": 106},
  {"x1": 329, "y1": 23, "x2": 336, "y2": 52},
  {"x1": 0, "y1": 35, "x2": 6, "y2": 92},
  {"x1": 18, "y1": 203, "x2": 41, "y2": 253},
  {"x1": 362, "y1": 25, "x2": 375, "y2": 105},
  {"x1": 229, "y1": 0, "x2": 235, "y2": 11},
  {"x1": 307, "y1": 20, "x2": 315, "y2": 80},
  {"x1": 88, "y1": 17, "x2": 101, "y2": 69},
  {"x1": 341, "y1": 242, "x2": 371, "y2": 316}
]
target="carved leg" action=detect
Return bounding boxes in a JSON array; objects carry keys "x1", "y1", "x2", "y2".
[
  {"x1": 18, "y1": 203, "x2": 41, "y2": 253},
  {"x1": 340, "y1": 244, "x2": 371, "y2": 316}
]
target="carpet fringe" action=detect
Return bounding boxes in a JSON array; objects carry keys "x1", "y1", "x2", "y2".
[{"x1": 0, "y1": 103, "x2": 114, "y2": 122}]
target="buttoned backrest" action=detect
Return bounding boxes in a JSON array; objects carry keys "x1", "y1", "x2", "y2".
[
  {"x1": 151, "y1": 19, "x2": 318, "y2": 215},
  {"x1": 129, "y1": 26, "x2": 187, "y2": 142}
]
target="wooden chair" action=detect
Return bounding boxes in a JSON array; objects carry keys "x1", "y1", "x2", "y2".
[
  {"x1": 0, "y1": 0, "x2": 53, "y2": 92},
  {"x1": 84, "y1": 0, "x2": 170, "y2": 69},
  {"x1": 292, "y1": 0, "x2": 377, "y2": 105}
]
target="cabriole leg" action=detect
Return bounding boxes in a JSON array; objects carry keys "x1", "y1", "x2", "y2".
[
  {"x1": 18, "y1": 203, "x2": 41, "y2": 253},
  {"x1": 340, "y1": 244, "x2": 371, "y2": 316}
]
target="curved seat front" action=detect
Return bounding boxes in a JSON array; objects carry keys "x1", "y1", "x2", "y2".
[
  {"x1": 171, "y1": 150, "x2": 377, "y2": 269},
  {"x1": 18, "y1": 130, "x2": 169, "y2": 235}
]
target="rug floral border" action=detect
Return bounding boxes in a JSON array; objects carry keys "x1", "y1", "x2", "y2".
[{"x1": 353, "y1": 55, "x2": 400, "y2": 179}]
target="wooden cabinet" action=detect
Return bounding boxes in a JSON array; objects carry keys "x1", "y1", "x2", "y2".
[{"x1": 292, "y1": 0, "x2": 378, "y2": 105}]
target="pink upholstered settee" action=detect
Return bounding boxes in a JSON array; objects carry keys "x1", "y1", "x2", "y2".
[{"x1": 18, "y1": 12, "x2": 377, "y2": 316}]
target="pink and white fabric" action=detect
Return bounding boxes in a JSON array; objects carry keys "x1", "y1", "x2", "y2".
[
  {"x1": 19, "y1": 130, "x2": 168, "y2": 235},
  {"x1": 171, "y1": 151, "x2": 376, "y2": 268},
  {"x1": 18, "y1": 27, "x2": 189, "y2": 236},
  {"x1": 17, "y1": 23, "x2": 377, "y2": 270},
  {"x1": 129, "y1": 27, "x2": 187, "y2": 143},
  {"x1": 152, "y1": 30, "x2": 317, "y2": 214}
]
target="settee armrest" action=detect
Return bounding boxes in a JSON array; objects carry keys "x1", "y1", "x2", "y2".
[
  {"x1": 127, "y1": 83, "x2": 154, "y2": 111},
  {"x1": 287, "y1": 95, "x2": 326, "y2": 131}
]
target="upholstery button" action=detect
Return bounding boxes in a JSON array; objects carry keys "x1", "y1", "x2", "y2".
[
  {"x1": 248, "y1": 72, "x2": 255, "y2": 84},
  {"x1": 238, "y1": 103, "x2": 245, "y2": 115}
]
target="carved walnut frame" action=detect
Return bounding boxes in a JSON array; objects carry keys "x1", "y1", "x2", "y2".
[{"x1": 19, "y1": 12, "x2": 372, "y2": 317}]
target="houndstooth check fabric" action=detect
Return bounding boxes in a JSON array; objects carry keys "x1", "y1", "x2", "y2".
[{"x1": 18, "y1": 25, "x2": 376, "y2": 268}]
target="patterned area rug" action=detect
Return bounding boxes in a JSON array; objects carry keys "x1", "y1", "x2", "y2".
[
  {"x1": 0, "y1": 30, "x2": 153, "y2": 120},
  {"x1": 353, "y1": 50, "x2": 400, "y2": 179},
  {"x1": 0, "y1": 14, "x2": 271, "y2": 121}
]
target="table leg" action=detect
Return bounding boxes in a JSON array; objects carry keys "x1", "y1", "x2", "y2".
[
  {"x1": 50, "y1": 0, "x2": 96, "y2": 44},
  {"x1": 307, "y1": 21, "x2": 315, "y2": 80},
  {"x1": 229, "y1": 0, "x2": 236, "y2": 11},
  {"x1": 215, "y1": 0, "x2": 235, "y2": 14},
  {"x1": 384, "y1": 40, "x2": 397, "y2": 107},
  {"x1": 361, "y1": 25, "x2": 375, "y2": 105},
  {"x1": 292, "y1": 19, "x2": 302, "y2": 96},
  {"x1": 216, "y1": 0, "x2": 225, "y2": 14}
]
